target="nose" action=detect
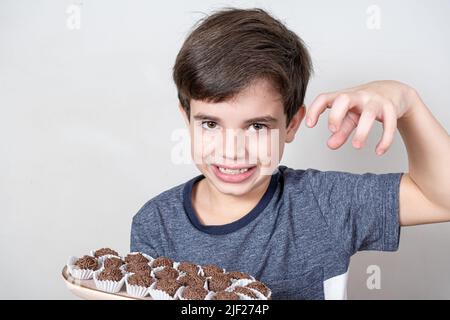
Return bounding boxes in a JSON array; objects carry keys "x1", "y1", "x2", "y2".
[{"x1": 222, "y1": 128, "x2": 247, "y2": 161}]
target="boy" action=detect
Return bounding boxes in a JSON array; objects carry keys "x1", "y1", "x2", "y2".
[{"x1": 130, "y1": 8, "x2": 450, "y2": 299}]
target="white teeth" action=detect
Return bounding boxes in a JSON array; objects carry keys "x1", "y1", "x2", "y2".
[{"x1": 218, "y1": 166, "x2": 250, "y2": 174}]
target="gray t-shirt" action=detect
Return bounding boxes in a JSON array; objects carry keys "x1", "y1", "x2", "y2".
[{"x1": 130, "y1": 165, "x2": 403, "y2": 299}]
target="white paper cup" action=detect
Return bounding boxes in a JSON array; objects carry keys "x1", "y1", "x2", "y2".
[
  {"x1": 229, "y1": 278, "x2": 254, "y2": 288},
  {"x1": 67, "y1": 256, "x2": 100, "y2": 280},
  {"x1": 198, "y1": 266, "x2": 226, "y2": 277},
  {"x1": 93, "y1": 268, "x2": 126, "y2": 293},
  {"x1": 228, "y1": 273, "x2": 255, "y2": 282},
  {"x1": 247, "y1": 284, "x2": 272, "y2": 300},
  {"x1": 231, "y1": 280, "x2": 272, "y2": 299},
  {"x1": 174, "y1": 262, "x2": 202, "y2": 276},
  {"x1": 124, "y1": 274, "x2": 153, "y2": 298},
  {"x1": 177, "y1": 286, "x2": 211, "y2": 300},
  {"x1": 205, "y1": 291, "x2": 216, "y2": 300},
  {"x1": 148, "y1": 281, "x2": 183, "y2": 300},
  {"x1": 226, "y1": 283, "x2": 268, "y2": 300}
]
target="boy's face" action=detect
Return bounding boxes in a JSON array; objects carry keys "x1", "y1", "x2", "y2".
[{"x1": 179, "y1": 78, "x2": 305, "y2": 196}]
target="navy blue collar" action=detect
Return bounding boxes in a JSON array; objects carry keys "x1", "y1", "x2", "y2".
[{"x1": 183, "y1": 167, "x2": 281, "y2": 235}]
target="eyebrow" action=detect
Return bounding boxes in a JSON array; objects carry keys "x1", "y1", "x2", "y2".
[{"x1": 192, "y1": 113, "x2": 278, "y2": 125}]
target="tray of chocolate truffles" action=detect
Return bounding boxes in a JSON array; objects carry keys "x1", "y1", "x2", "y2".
[{"x1": 63, "y1": 248, "x2": 272, "y2": 300}]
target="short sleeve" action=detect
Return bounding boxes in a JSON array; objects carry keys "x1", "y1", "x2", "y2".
[
  {"x1": 306, "y1": 169, "x2": 404, "y2": 257},
  {"x1": 130, "y1": 210, "x2": 160, "y2": 257}
]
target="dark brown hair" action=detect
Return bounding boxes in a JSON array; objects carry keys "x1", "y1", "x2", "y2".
[{"x1": 173, "y1": 7, "x2": 313, "y2": 126}]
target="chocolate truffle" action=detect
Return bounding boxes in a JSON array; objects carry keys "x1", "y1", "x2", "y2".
[
  {"x1": 212, "y1": 291, "x2": 240, "y2": 300},
  {"x1": 246, "y1": 281, "x2": 270, "y2": 297},
  {"x1": 128, "y1": 273, "x2": 154, "y2": 288},
  {"x1": 227, "y1": 271, "x2": 253, "y2": 280},
  {"x1": 75, "y1": 255, "x2": 98, "y2": 270},
  {"x1": 154, "y1": 279, "x2": 181, "y2": 297},
  {"x1": 233, "y1": 286, "x2": 258, "y2": 299},
  {"x1": 97, "y1": 268, "x2": 123, "y2": 282},
  {"x1": 152, "y1": 256, "x2": 173, "y2": 268},
  {"x1": 181, "y1": 286, "x2": 208, "y2": 300},
  {"x1": 202, "y1": 264, "x2": 224, "y2": 277},
  {"x1": 103, "y1": 257, "x2": 124, "y2": 269},
  {"x1": 154, "y1": 267, "x2": 179, "y2": 280},
  {"x1": 124, "y1": 253, "x2": 149, "y2": 264},
  {"x1": 177, "y1": 274, "x2": 206, "y2": 288},
  {"x1": 177, "y1": 262, "x2": 199, "y2": 275},
  {"x1": 125, "y1": 262, "x2": 151, "y2": 274},
  {"x1": 207, "y1": 274, "x2": 232, "y2": 292},
  {"x1": 94, "y1": 248, "x2": 119, "y2": 258}
]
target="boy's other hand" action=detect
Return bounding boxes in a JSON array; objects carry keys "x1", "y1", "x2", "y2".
[{"x1": 306, "y1": 80, "x2": 416, "y2": 155}]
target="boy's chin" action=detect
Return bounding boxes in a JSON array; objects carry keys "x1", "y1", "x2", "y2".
[{"x1": 213, "y1": 182, "x2": 254, "y2": 196}]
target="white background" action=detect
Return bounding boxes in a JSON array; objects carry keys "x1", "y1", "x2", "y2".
[{"x1": 1, "y1": 0, "x2": 449, "y2": 299}]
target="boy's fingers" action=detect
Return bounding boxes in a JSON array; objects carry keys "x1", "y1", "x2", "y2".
[
  {"x1": 306, "y1": 92, "x2": 339, "y2": 127},
  {"x1": 376, "y1": 108, "x2": 397, "y2": 155},
  {"x1": 352, "y1": 109, "x2": 377, "y2": 149},
  {"x1": 327, "y1": 94, "x2": 354, "y2": 133},
  {"x1": 327, "y1": 112, "x2": 358, "y2": 149}
]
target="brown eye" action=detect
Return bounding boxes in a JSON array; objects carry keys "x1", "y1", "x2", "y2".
[
  {"x1": 202, "y1": 121, "x2": 217, "y2": 129},
  {"x1": 250, "y1": 123, "x2": 267, "y2": 131}
]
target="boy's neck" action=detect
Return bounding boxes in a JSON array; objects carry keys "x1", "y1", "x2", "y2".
[{"x1": 192, "y1": 175, "x2": 272, "y2": 226}]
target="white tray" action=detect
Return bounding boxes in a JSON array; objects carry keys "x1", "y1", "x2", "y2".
[{"x1": 62, "y1": 266, "x2": 152, "y2": 300}]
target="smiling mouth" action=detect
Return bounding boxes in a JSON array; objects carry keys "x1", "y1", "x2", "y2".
[
  {"x1": 211, "y1": 164, "x2": 258, "y2": 183},
  {"x1": 216, "y1": 166, "x2": 255, "y2": 174}
]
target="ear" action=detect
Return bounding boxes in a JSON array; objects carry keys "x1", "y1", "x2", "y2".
[
  {"x1": 285, "y1": 105, "x2": 306, "y2": 143},
  {"x1": 178, "y1": 103, "x2": 190, "y2": 127}
]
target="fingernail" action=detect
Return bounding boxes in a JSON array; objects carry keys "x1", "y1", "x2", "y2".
[
  {"x1": 329, "y1": 124, "x2": 336, "y2": 132},
  {"x1": 376, "y1": 148, "x2": 384, "y2": 155},
  {"x1": 307, "y1": 118, "x2": 313, "y2": 127}
]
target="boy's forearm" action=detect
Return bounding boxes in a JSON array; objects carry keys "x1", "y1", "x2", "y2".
[{"x1": 397, "y1": 87, "x2": 450, "y2": 210}]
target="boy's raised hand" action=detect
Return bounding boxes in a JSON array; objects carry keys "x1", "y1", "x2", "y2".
[{"x1": 306, "y1": 80, "x2": 415, "y2": 155}]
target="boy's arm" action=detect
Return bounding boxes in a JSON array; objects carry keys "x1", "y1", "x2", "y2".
[
  {"x1": 305, "y1": 80, "x2": 450, "y2": 226},
  {"x1": 396, "y1": 89, "x2": 450, "y2": 225}
]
